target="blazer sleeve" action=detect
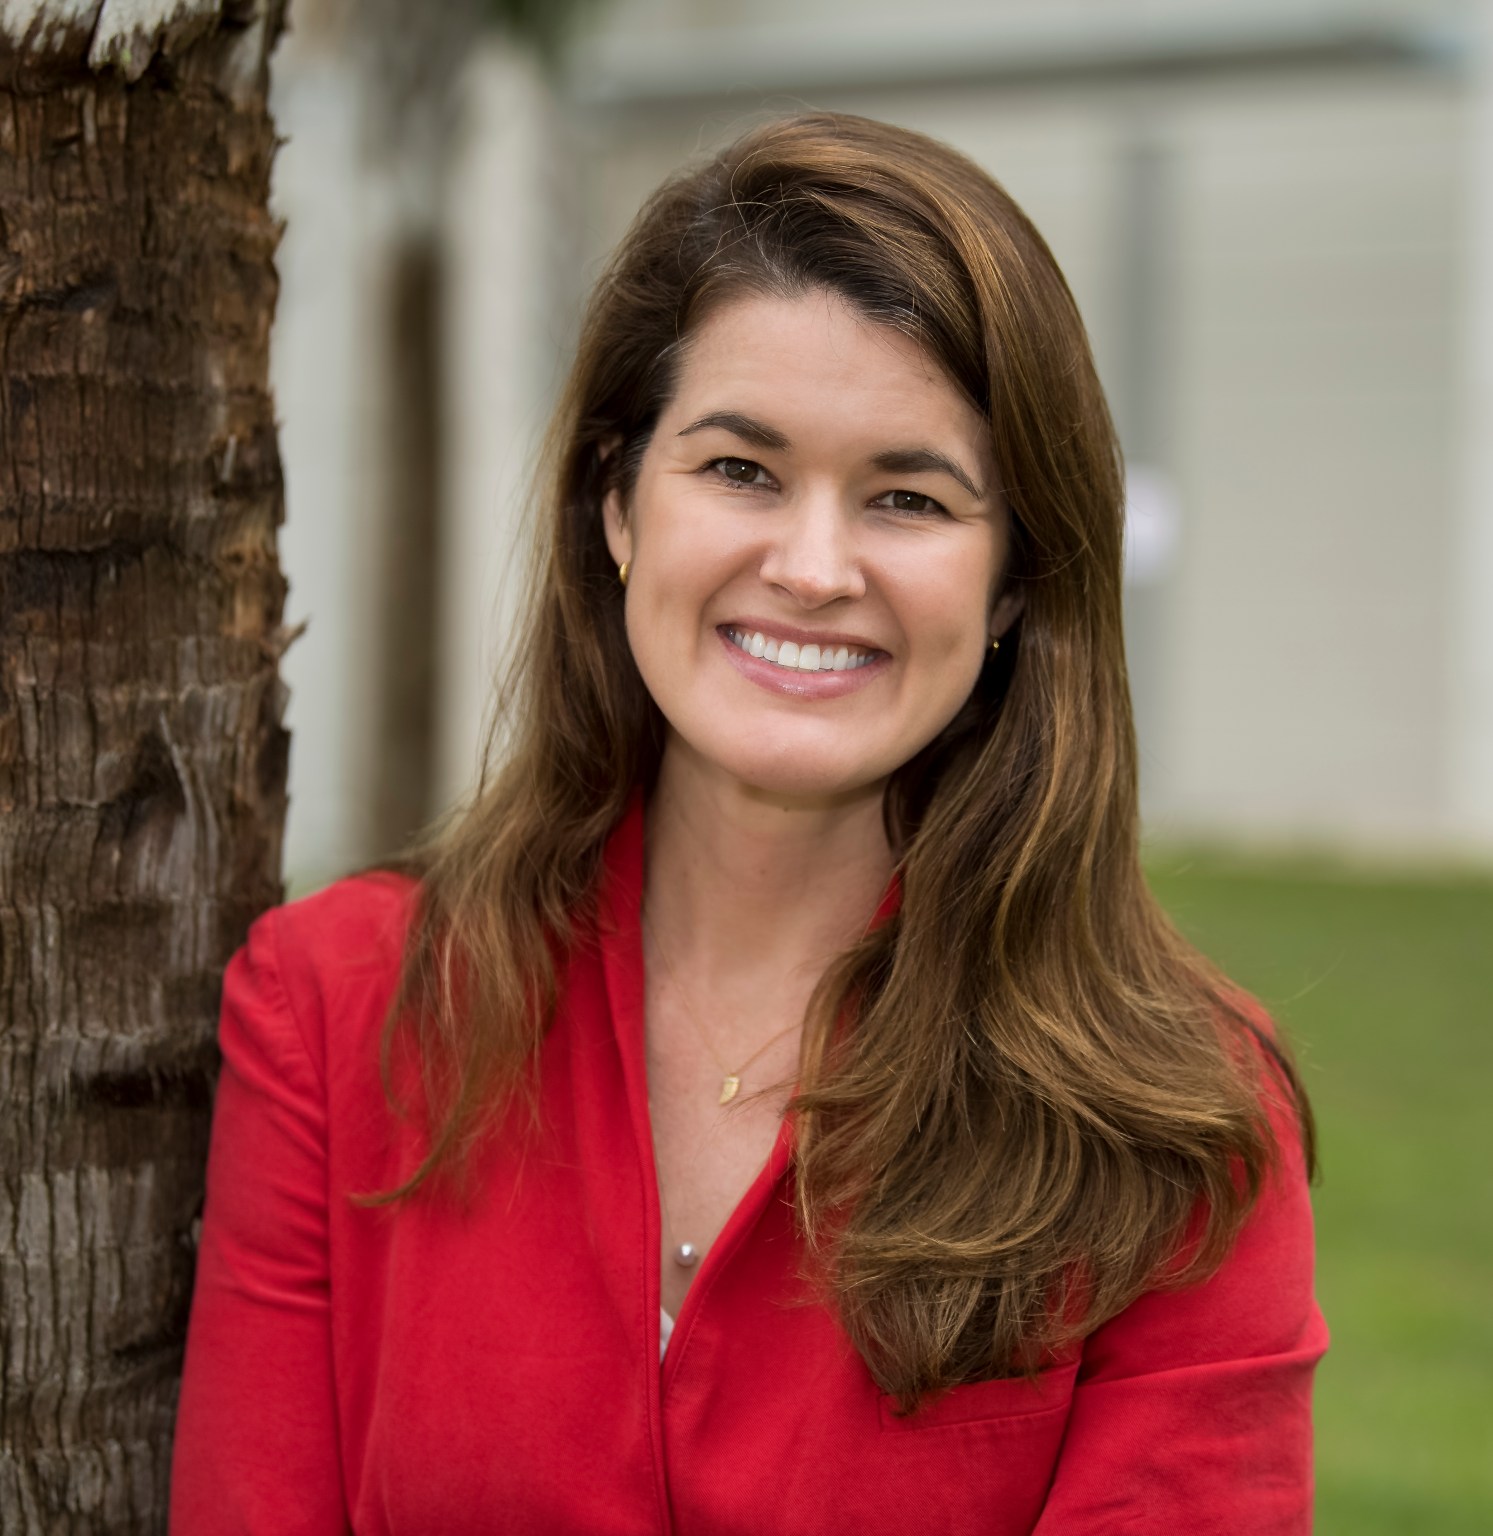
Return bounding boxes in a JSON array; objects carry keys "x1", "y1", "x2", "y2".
[
  {"x1": 170, "y1": 909, "x2": 349, "y2": 1534},
  {"x1": 1032, "y1": 1064, "x2": 1329, "y2": 1536}
]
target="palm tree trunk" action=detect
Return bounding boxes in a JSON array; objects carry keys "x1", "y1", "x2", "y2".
[{"x1": 0, "y1": 4, "x2": 289, "y2": 1529}]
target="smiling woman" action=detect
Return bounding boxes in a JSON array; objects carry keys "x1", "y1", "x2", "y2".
[{"x1": 171, "y1": 112, "x2": 1327, "y2": 1535}]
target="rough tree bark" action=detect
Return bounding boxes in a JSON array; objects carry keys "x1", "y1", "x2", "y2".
[{"x1": 0, "y1": 2, "x2": 289, "y2": 1528}]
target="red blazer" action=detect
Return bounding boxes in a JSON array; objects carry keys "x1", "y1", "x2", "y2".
[{"x1": 171, "y1": 796, "x2": 1328, "y2": 1534}]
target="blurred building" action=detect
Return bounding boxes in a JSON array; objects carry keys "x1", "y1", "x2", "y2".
[{"x1": 268, "y1": 0, "x2": 1493, "y2": 881}]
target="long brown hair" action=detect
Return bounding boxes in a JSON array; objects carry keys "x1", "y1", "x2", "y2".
[{"x1": 383, "y1": 110, "x2": 1313, "y2": 1406}]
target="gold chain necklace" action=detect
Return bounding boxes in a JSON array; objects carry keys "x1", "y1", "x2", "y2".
[{"x1": 641, "y1": 904, "x2": 802, "y2": 1106}]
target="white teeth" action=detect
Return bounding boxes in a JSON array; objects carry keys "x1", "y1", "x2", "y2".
[{"x1": 726, "y1": 628, "x2": 877, "y2": 673}]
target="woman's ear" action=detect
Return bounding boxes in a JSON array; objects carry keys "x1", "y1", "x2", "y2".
[
  {"x1": 598, "y1": 435, "x2": 631, "y2": 570},
  {"x1": 989, "y1": 586, "x2": 1025, "y2": 645}
]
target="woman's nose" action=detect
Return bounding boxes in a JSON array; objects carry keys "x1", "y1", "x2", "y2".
[{"x1": 758, "y1": 492, "x2": 866, "y2": 607}]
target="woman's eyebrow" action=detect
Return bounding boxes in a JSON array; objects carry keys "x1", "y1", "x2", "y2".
[
  {"x1": 871, "y1": 448, "x2": 984, "y2": 501},
  {"x1": 677, "y1": 411, "x2": 791, "y2": 452}
]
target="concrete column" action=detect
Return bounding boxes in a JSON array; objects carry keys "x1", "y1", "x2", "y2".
[
  {"x1": 270, "y1": 49, "x2": 387, "y2": 884},
  {"x1": 435, "y1": 41, "x2": 562, "y2": 812},
  {"x1": 1111, "y1": 122, "x2": 1182, "y2": 823}
]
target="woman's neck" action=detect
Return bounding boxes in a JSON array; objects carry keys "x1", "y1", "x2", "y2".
[{"x1": 641, "y1": 744, "x2": 896, "y2": 1010}]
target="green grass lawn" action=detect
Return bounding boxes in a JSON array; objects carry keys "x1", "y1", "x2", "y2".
[{"x1": 1146, "y1": 851, "x2": 1493, "y2": 1535}]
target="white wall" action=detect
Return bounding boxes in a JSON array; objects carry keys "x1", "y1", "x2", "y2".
[
  {"x1": 1450, "y1": 0, "x2": 1493, "y2": 851},
  {"x1": 1163, "y1": 73, "x2": 1465, "y2": 848}
]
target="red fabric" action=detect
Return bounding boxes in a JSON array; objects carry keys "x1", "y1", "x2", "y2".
[{"x1": 171, "y1": 797, "x2": 1328, "y2": 1534}]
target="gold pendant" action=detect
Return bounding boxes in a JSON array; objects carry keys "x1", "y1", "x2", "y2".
[{"x1": 718, "y1": 1075, "x2": 741, "y2": 1105}]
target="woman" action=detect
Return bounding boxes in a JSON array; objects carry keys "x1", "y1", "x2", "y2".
[{"x1": 171, "y1": 111, "x2": 1327, "y2": 1533}]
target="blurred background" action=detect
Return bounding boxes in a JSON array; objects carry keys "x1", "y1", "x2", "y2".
[{"x1": 267, "y1": 0, "x2": 1492, "y2": 1529}]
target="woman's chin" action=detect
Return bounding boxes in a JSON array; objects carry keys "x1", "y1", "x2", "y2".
[{"x1": 682, "y1": 747, "x2": 891, "y2": 808}]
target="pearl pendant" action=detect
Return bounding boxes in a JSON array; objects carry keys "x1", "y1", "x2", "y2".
[
  {"x1": 673, "y1": 1242, "x2": 700, "y2": 1269},
  {"x1": 718, "y1": 1075, "x2": 741, "y2": 1105}
]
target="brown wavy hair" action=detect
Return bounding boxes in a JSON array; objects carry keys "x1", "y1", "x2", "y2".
[{"x1": 381, "y1": 110, "x2": 1314, "y2": 1406}]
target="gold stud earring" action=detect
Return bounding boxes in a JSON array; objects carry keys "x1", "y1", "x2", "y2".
[
  {"x1": 618, "y1": 561, "x2": 630, "y2": 587},
  {"x1": 990, "y1": 636, "x2": 1000, "y2": 652}
]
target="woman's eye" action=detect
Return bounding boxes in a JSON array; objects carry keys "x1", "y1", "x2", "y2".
[
  {"x1": 877, "y1": 489, "x2": 946, "y2": 516},
  {"x1": 711, "y1": 457, "x2": 767, "y2": 486}
]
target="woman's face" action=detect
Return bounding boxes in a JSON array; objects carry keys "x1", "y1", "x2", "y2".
[{"x1": 603, "y1": 288, "x2": 1020, "y2": 804}]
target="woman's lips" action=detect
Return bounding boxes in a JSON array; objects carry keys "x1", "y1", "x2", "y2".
[{"x1": 715, "y1": 626, "x2": 888, "y2": 699}]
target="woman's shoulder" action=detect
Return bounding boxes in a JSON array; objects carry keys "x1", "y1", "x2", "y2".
[
  {"x1": 257, "y1": 869, "x2": 419, "y2": 976},
  {"x1": 224, "y1": 871, "x2": 420, "y2": 1074},
  {"x1": 1214, "y1": 985, "x2": 1313, "y2": 1154}
]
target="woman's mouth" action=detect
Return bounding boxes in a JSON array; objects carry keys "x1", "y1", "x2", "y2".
[
  {"x1": 722, "y1": 625, "x2": 881, "y2": 673},
  {"x1": 715, "y1": 625, "x2": 889, "y2": 699}
]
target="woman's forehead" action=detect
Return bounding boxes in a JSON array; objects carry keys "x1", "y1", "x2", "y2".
[{"x1": 663, "y1": 290, "x2": 995, "y2": 478}]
